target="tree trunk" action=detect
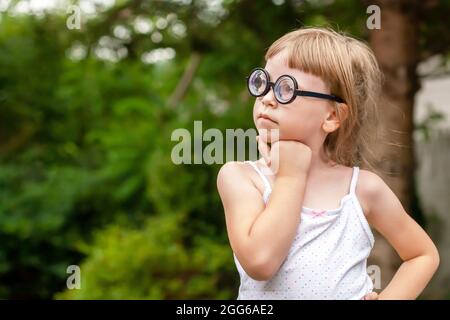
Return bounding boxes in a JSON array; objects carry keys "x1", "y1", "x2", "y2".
[{"x1": 367, "y1": 0, "x2": 421, "y2": 291}]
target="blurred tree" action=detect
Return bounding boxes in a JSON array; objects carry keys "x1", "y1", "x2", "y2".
[{"x1": 367, "y1": 0, "x2": 450, "y2": 289}]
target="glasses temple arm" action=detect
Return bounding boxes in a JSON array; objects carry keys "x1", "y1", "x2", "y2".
[{"x1": 296, "y1": 90, "x2": 344, "y2": 103}]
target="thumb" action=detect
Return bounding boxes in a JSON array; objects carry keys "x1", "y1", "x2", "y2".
[{"x1": 256, "y1": 135, "x2": 271, "y2": 166}]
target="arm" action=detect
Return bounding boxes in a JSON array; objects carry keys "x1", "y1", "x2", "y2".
[
  {"x1": 361, "y1": 170, "x2": 440, "y2": 300},
  {"x1": 217, "y1": 161, "x2": 307, "y2": 281}
]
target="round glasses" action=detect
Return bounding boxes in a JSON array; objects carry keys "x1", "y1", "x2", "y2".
[{"x1": 246, "y1": 67, "x2": 344, "y2": 104}]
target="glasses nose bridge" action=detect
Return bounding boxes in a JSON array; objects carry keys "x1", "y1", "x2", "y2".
[
  {"x1": 264, "y1": 80, "x2": 277, "y2": 97},
  {"x1": 261, "y1": 81, "x2": 278, "y2": 107}
]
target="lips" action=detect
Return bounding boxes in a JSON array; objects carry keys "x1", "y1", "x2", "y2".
[{"x1": 258, "y1": 113, "x2": 277, "y2": 124}]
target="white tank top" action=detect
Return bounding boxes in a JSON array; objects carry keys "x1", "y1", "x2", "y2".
[{"x1": 233, "y1": 161, "x2": 375, "y2": 300}]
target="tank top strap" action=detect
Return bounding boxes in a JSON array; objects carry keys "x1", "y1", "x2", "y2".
[
  {"x1": 245, "y1": 161, "x2": 272, "y2": 193},
  {"x1": 349, "y1": 166, "x2": 360, "y2": 194}
]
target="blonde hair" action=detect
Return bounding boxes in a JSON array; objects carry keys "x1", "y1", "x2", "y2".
[{"x1": 265, "y1": 27, "x2": 383, "y2": 170}]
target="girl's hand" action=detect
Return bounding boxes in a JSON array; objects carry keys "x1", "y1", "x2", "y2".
[
  {"x1": 362, "y1": 292, "x2": 379, "y2": 300},
  {"x1": 256, "y1": 132, "x2": 312, "y2": 178}
]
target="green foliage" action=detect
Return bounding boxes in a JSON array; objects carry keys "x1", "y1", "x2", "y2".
[
  {"x1": 0, "y1": 6, "x2": 245, "y2": 298},
  {"x1": 56, "y1": 214, "x2": 237, "y2": 299}
]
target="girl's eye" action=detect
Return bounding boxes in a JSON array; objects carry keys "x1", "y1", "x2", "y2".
[
  {"x1": 254, "y1": 76, "x2": 264, "y2": 89},
  {"x1": 277, "y1": 80, "x2": 294, "y2": 100},
  {"x1": 281, "y1": 84, "x2": 293, "y2": 94},
  {"x1": 249, "y1": 72, "x2": 267, "y2": 95}
]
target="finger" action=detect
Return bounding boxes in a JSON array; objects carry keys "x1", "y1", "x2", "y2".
[
  {"x1": 369, "y1": 292, "x2": 379, "y2": 299},
  {"x1": 259, "y1": 129, "x2": 269, "y2": 144},
  {"x1": 364, "y1": 292, "x2": 379, "y2": 300},
  {"x1": 257, "y1": 136, "x2": 271, "y2": 165},
  {"x1": 256, "y1": 136, "x2": 271, "y2": 166},
  {"x1": 268, "y1": 128, "x2": 280, "y2": 144},
  {"x1": 259, "y1": 128, "x2": 280, "y2": 145}
]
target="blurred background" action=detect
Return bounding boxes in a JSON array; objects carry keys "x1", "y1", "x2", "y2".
[{"x1": 0, "y1": 0, "x2": 449, "y2": 299}]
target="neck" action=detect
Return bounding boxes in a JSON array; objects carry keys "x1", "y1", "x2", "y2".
[{"x1": 308, "y1": 142, "x2": 335, "y2": 173}]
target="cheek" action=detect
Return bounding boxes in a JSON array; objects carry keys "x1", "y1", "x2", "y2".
[
  {"x1": 252, "y1": 101, "x2": 259, "y2": 122},
  {"x1": 252, "y1": 100, "x2": 267, "y2": 128},
  {"x1": 280, "y1": 106, "x2": 323, "y2": 139}
]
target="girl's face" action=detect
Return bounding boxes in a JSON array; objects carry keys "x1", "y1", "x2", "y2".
[{"x1": 252, "y1": 50, "x2": 335, "y2": 145}]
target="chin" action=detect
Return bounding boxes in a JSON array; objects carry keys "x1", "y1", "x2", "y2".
[{"x1": 256, "y1": 127, "x2": 281, "y2": 143}]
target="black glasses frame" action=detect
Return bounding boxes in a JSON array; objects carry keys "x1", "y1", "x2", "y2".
[{"x1": 246, "y1": 67, "x2": 344, "y2": 104}]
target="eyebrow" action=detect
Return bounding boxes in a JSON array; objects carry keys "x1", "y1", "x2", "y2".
[{"x1": 265, "y1": 69, "x2": 307, "y2": 91}]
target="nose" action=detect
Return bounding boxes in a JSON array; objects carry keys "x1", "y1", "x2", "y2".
[{"x1": 260, "y1": 85, "x2": 278, "y2": 108}]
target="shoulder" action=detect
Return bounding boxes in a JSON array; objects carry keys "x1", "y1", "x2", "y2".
[
  {"x1": 216, "y1": 161, "x2": 266, "y2": 216},
  {"x1": 216, "y1": 161, "x2": 254, "y2": 193},
  {"x1": 358, "y1": 168, "x2": 386, "y2": 195},
  {"x1": 356, "y1": 168, "x2": 389, "y2": 216},
  {"x1": 217, "y1": 161, "x2": 249, "y2": 182}
]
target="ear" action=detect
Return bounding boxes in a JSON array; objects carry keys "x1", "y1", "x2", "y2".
[{"x1": 322, "y1": 103, "x2": 349, "y2": 133}]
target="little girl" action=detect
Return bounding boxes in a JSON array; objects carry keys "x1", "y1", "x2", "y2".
[{"x1": 217, "y1": 27, "x2": 439, "y2": 300}]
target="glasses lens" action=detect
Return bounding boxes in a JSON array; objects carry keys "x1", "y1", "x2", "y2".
[
  {"x1": 248, "y1": 69, "x2": 268, "y2": 96},
  {"x1": 275, "y1": 76, "x2": 295, "y2": 103}
]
